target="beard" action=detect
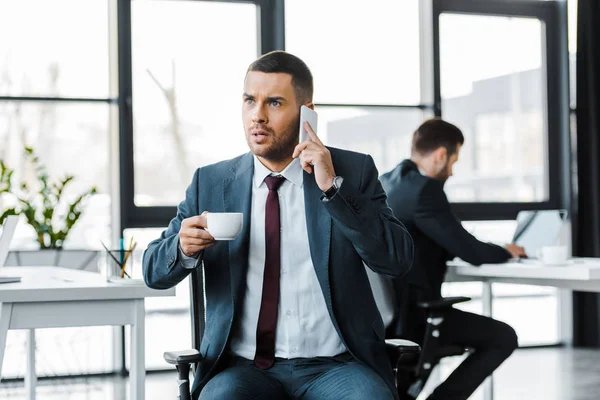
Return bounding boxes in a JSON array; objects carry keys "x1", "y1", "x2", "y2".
[
  {"x1": 246, "y1": 114, "x2": 300, "y2": 162},
  {"x1": 434, "y1": 162, "x2": 451, "y2": 184}
]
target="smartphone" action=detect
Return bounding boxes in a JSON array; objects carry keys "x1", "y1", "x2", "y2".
[{"x1": 299, "y1": 105, "x2": 318, "y2": 142}]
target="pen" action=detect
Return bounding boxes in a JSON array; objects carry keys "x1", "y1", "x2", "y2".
[
  {"x1": 119, "y1": 238, "x2": 125, "y2": 266},
  {"x1": 121, "y1": 240, "x2": 137, "y2": 278}
]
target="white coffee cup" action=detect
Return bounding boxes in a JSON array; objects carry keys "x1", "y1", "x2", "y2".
[
  {"x1": 206, "y1": 213, "x2": 243, "y2": 240},
  {"x1": 536, "y1": 245, "x2": 569, "y2": 265}
]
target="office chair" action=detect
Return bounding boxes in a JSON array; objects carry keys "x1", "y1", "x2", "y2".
[
  {"x1": 399, "y1": 297, "x2": 472, "y2": 399},
  {"x1": 364, "y1": 267, "x2": 471, "y2": 399},
  {"x1": 164, "y1": 264, "x2": 422, "y2": 400}
]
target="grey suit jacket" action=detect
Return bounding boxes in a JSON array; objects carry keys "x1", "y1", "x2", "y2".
[{"x1": 143, "y1": 147, "x2": 414, "y2": 398}]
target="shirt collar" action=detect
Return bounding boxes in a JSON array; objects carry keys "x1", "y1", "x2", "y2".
[{"x1": 253, "y1": 156, "x2": 303, "y2": 188}]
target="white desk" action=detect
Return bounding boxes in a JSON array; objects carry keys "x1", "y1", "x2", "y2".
[
  {"x1": 445, "y1": 258, "x2": 600, "y2": 400},
  {"x1": 0, "y1": 266, "x2": 175, "y2": 400},
  {"x1": 446, "y1": 258, "x2": 600, "y2": 291}
]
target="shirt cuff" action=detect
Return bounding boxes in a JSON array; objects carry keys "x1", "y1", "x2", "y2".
[{"x1": 178, "y1": 244, "x2": 201, "y2": 269}]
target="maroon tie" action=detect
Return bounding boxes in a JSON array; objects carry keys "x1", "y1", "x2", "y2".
[{"x1": 254, "y1": 175, "x2": 286, "y2": 369}]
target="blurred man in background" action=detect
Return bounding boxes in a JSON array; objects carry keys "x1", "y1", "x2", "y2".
[{"x1": 380, "y1": 118, "x2": 524, "y2": 400}]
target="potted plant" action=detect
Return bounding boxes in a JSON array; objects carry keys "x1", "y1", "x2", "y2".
[{"x1": 0, "y1": 146, "x2": 97, "y2": 253}]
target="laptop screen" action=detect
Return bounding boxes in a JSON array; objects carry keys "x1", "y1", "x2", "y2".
[
  {"x1": 0, "y1": 215, "x2": 19, "y2": 268},
  {"x1": 512, "y1": 210, "x2": 566, "y2": 257}
]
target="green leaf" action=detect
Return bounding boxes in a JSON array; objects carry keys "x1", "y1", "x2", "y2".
[{"x1": 2, "y1": 146, "x2": 97, "y2": 249}]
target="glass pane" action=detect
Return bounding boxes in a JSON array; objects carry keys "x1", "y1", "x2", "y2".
[
  {"x1": 0, "y1": 102, "x2": 112, "y2": 249},
  {"x1": 285, "y1": 0, "x2": 421, "y2": 105},
  {"x1": 316, "y1": 106, "x2": 430, "y2": 174},
  {"x1": 0, "y1": 0, "x2": 109, "y2": 98},
  {"x1": 568, "y1": 0, "x2": 577, "y2": 109},
  {"x1": 124, "y1": 228, "x2": 192, "y2": 370},
  {"x1": 131, "y1": 0, "x2": 258, "y2": 206},
  {"x1": 439, "y1": 14, "x2": 548, "y2": 203},
  {"x1": 568, "y1": 0, "x2": 578, "y2": 54}
]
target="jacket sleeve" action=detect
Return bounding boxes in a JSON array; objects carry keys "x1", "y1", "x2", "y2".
[
  {"x1": 322, "y1": 154, "x2": 414, "y2": 278},
  {"x1": 414, "y1": 180, "x2": 511, "y2": 266},
  {"x1": 143, "y1": 169, "x2": 203, "y2": 289}
]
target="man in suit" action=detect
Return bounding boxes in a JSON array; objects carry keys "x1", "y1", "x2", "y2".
[
  {"x1": 380, "y1": 118, "x2": 524, "y2": 400},
  {"x1": 143, "y1": 51, "x2": 414, "y2": 400}
]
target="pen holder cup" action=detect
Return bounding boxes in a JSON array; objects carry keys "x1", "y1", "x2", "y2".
[{"x1": 103, "y1": 250, "x2": 134, "y2": 282}]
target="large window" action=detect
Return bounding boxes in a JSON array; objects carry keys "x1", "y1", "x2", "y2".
[
  {"x1": 433, "y1": 0, "x2": 570, "y2": 221},
  {"x1": 285, "y1": 0, "x2": 431, "y2": 173},
  {"x1": 0, "y1": 0, "x2": 115, "y2": 379},
  {"x1": 285, "y1": 0, "x2": 422, "y2": 106},
  {"x1": 131, "y1": 0, "x2": 258, "y2": 207},
  {"x1": 0, "y1": 0, "x2": 110, "y2": 98},
  {"x1": 439, "y1": 14, "x2": 548, "y2": 203},
  {"x1": 432, "y1": 0, "x2": 571, "y2": 349}
]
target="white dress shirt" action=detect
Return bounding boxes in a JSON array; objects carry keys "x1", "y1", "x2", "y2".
[{"x1": 227, "y1": 156, "x2": 346, "y2": 359}]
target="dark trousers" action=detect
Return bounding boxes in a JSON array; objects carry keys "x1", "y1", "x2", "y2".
[
  {"x1": 199, "y1": 352, "x2": 394, "y2": 400},
  {"x1": 422, "y1": 309, "x2": 518, "y2": 400}
]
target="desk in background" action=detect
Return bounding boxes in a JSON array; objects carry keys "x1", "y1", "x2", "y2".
[
  {"x1": 0, "y1": 266, "x2": 175, "y2": 400},
  {"x1": 445, "y1": 258, "x2": 600, "y2": 400},
  {"x1": 447, "y1": 258, "x2": 600, "y2": 291}
]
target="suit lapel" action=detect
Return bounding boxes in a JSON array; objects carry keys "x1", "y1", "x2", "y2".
[
  {"x1": 223, "y1": 153, "x2": 253, "y2": 307},
  {"x1": 303, "y1": 172, "x2": 333, "y2": 306}
]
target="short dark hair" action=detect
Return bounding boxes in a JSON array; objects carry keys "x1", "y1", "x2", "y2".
[
  {"x1": 411, "y1": 118, "x2": 465, "y2": 156},
  {"x1": 247, "y1": 51, "x2": 314, "y2": 104}
]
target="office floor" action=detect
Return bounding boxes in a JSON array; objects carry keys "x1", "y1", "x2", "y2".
[{"x1": 0, "y1": 347, "x2": 599, "y2": 399}]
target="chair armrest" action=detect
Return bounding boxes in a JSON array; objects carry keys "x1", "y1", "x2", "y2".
[
  {"x1": 385, "y1": 339, "x2": 420, "y2": 367},
  {"x1": 417, "y1": 296, "x2": 471, "y2": 311},
  {"x1": 163, "y1": 349, "x2": 202, "y2": 366}
]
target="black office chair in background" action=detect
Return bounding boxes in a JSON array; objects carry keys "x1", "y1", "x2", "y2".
[
  {"x1": 399, "y1": 297, "x2": 472, "y2": 399},
  {"x1": 163, "y1": 265, "x2": 422, "y2": 400},
  {"x1": 365, "y1": 268, "x2": 472, "y2": 399}
]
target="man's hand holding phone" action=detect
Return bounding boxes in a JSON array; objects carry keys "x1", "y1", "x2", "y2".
[
  {"x1": 179, "y1": 211, "x2": 217, "y2": 257},
  {"x1": 293, "y1": 120, "x2": 337, "y2": 192}
]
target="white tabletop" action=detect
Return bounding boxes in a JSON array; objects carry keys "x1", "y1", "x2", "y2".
[
  {"x1": 445, "y1": 258, "x2": 600, "y2": 293},
  {"x1": 447, "y1": 258, "x2": 600, "y2": 281},
  {"x1": 0, "y1": 266, "x2": 175, "y2": 303}
]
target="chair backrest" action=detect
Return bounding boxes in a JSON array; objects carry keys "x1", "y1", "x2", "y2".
[
  {"x1": 364, "y1": 263, "x2": 397, "y2": 330},
  {"x1": 189, "y1": 264, "x2": 206, "y2": 373}
]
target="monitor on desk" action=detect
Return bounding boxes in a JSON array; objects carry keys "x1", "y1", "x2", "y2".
[
  {"x1": 0, "y1": 216, "x2": 21, "y2": 283},
  {"x1": 512, "y1": 210, "x2": 567, "y2": 258}
]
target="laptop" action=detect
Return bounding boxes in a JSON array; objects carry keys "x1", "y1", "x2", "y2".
[
  {"x1": 0, "y1": 215, "x2": 22, "y2": 283},
  {"x1": 512, "y1": 210, "x2": 567, "y2": 259}
]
